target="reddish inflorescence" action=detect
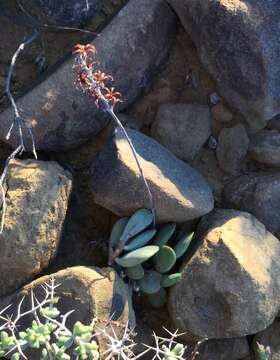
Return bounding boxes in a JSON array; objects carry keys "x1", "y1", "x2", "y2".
[{"x1": 73, "y1": 44, "x2": 123, "y2": 110}]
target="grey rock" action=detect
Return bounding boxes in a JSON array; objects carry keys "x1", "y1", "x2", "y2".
[
  {"x1": 197, "y1": 338, "x2": 250, "y2": 360},
  {"x1": 167, "y1": 0, "x2": 280, "y2": 129},
  {"x1": 216, "y1": 124, "x2": 249, "y2": 175},
  {"x1": 0, "y1": 266, "x2": 135, "y2": 356},
  {"x1": 0, "y1": 0, "x2": 176, "y2": 151},
  {"x1": 0, "y1": 159, "x2": 72, "y2": 297},
  {"x1": 267, "y1": 114, "x2": 280, "y2": 132},
  {"x1": 223, "y1": 172, "x2": 280, "y2": 234},
  {"x1": 253, "y1": 318, "x2": 280, "y2": 360},
  {"x1": 91, "y1": 128, "x2": 214, "y2": 223},
  {"x1": 249, "y1": 130, "x2": 280, "y2": 167},
  {"x1": 169, "y1": 209, "x2": 280, "y2": 339},
  {"x1": 152, "y1": 103, "x2": 211, "y2": 162},
  {"x1": 34, "y1": 0, "x2": 100, "y2": 27}
]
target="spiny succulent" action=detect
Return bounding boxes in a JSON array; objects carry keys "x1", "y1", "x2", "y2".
[
  {"x1": 109, "y1": 209, "x2": 194, "y2": 307},
  {"x1": 257, "y1": 343, "x2": 271, "y2": 360}
]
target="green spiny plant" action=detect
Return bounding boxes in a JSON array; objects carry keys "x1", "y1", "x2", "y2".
[
  {"x1": 109, "y1": 209, "x2": 194, "y2": 307},
  {"x1": 143, "y1": 327, "x2": 206, "y2": 360},
  {"x1": 257, "y1": 343, "x2": 272, "y2": 360},
  {"x1": 0, "y1": 278, "x2": 99, "y2": 360},
  {"x1": 0, "y1": 277, "x2": 204, "y2": 360}
]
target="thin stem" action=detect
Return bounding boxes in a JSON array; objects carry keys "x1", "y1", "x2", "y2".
[
  {"x1": 108, "y1": 109, "x2": 155, "y2": 222},
  {"x1": 78, "y1": 56, "x2": 155, "y2": 220},
  {"x1": 5, "y1": 31, "x2": 38, "y2": 100},
  {"x1": 0, "y1": 30, "x2": 39, "y2": 233},
  {"x1": 5, "y1": 31, "x2": 38, "y2": 159}
]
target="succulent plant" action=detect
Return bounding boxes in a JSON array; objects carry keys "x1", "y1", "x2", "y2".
[{"x1": 109, "y1": 209, "x2": 194, "y2": 307}]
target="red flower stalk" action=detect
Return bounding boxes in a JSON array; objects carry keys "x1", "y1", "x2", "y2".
[
  {"x1": 73, "y1": 43, "x2": 155, "y2": 264},
  {"x1": 73, "y1": 44, "x2": 122, "y2": 111}
]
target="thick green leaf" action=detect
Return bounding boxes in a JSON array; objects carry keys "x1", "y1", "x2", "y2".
[
  {"x1": 120, "y1": 209, "x2": 153, "y2": 244},
  {"x1": 138, "y1": 270, "x2": 162, "y2": 294},
  {"x1": 124, "y1": 229, "x2": 156, "y2": 251},
  {"x1": 115, "y1": 245, "x2": 159, "y2": 268},
  {"x1": 174, "y1": 232, "x2": 194, "y2": 259},
  {"x1": 153, "y1": 223, "x2": 176, "y2": 247},
  {"x1": 125, "y1": 265, "x2": 145, "y2": 280},
  {"x1": 161, "y1": 273, "x2": 182, "y2": 288},
  {"x1": 109, "y1": 217, "x2": 129, "y2": 247},
  {"x1": 154, "y1": 246, "x2": 176, "y2": 273},
  {"x1": 148, "y1": 288, "x2": 167, "y2": 308}
]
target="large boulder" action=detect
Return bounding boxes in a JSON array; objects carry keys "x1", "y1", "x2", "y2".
[
  {"x1": 0, "y1": 0, "x2": 176, "y2": 151},
  {"x1": 91, "y1": 129, "x2": 214, "y2": 223},
  {"x1": 151, "y1": 103, "x2": 211, "y2": 162},
  {"x1": 223, "y1": 172, "x2": 280, "y2": 234},
  {"x1": 167, "y1": 0, "x2": 280, "y2": 129},
  {"x1": 169, "y1": 209, "x2": 280, "y2": 339},
  {"x1": 0, "y1": 159, "x2": 72, "y2": 297},
  {"x1": 0, "y1": 266, "x2": 135, "y2": 357}
]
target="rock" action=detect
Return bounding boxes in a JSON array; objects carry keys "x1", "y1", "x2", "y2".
[
  {"x1": 197, "y1": 338, "x2": 250, "y2": 360},
  {"x1": 192, "y1": 148, "x2": 226, "y2": 201},
  {"x1": 223, "y1": 172, "x2": 280, "y2": 234},
  {"x1": 0, "y1": 0, "x2": 176, "y2": 151},
  {"x1": 91, "y1": 128, "x2": 214, "y2": 223},
  {"x1": 0, "y1": 159, "x2": 72, "y2": 297},
  {"x1": 34, "y1": 0, "x2": 101, "y2": 27},
  {"x1": 253, "y1": 319, "x2": 280, "y2": 360},
  {"x1": 211, "y1": 103, "x2": 233, "y2": 123},
  {"x1": 169, "y1": 209, "x2": 280, "y2": 339},
  {"x1": 167, "y1": 0, "x2": 280, "y2": 129},
  {"x1": 249, "y1": 130, "x2": 280, "y2": 167},
  {"x1": 0, "y1": 266, "x2": 135, "y2": 356},
  {"x1": 151, "y1": 103, "x2": 211, "y2": 162},
  {"x1": 216, "y1": 124, "x2": 249, "y2": 175},
  {"x1": 267, "y1": 114, "x2": 280, "y2": 132}
]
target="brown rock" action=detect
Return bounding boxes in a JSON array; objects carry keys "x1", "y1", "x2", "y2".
[
  {"x1": 0, "y1": 159, "x2": 72, "y2": 296},
  {"x1": 169, "y1": 209, "x2": 280, "y2": 339}
]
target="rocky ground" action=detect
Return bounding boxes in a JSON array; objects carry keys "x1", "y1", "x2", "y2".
[{"x1": 1, "y1": 0, "x2": 280, "y2": 359}]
